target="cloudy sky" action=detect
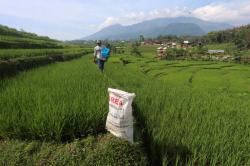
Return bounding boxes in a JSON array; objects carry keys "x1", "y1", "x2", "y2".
[{"x1": 0, "y1": 0, "x2": 249, "y2": 40}]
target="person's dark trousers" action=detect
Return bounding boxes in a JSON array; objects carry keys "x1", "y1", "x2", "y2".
[{"x1": 98, "y1": 59, "x2": 105, "y2": 72}]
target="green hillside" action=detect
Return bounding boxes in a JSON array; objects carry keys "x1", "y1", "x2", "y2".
[
  {"x1": 0, "y1": 25, "x2": 92, "y2": 78},
  {"x1": 203, "y1": 24, "x2": 250, "y2": 50},
  {"x1": 0, "y1": 25, "x2": 63, "y2": 48}
]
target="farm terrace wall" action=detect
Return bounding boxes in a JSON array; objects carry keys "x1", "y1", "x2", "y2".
[{"x1": 0, "y1": 50, "x2": 92, "y2": 78}]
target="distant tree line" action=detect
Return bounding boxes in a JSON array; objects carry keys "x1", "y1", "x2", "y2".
[
  {"x1": 202, "y1": 25, "x2": 250, "y2": 50},
  {"x1": 143, "y1": 24, "x2": 250, "y2": 51},
  {"x1": 145, "y1": 35, "x2": 201, "y2": 45}
]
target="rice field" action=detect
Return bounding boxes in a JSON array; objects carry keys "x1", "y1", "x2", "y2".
[
  {"x1": 105, "y1": 55, "x2": 250, "y2": 165},
  {"x1": 0, "y1": 57, "x2": 114, "y2": 141},
  {"x1": 0, "y1": 48, "x2": 250, "y2": 165},
  {"x1": 0, "y1": 134, "x2": 147, "y2": 166},
  {"x1": 0, "y1": 48, "x2": 92, "y2": 60}
]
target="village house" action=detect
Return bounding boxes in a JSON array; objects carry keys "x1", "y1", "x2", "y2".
[
  {"x1": 156, "y1": 47, "x2": 167, "y2": 59},
  {"x1": 208, "y1": 50, "x2": 225, "y2": 54},
  {"x1": 172, "y1": 42, "x2": 177, "y2": 48},
  {"x1": 182, "y1": 41, "x2": 191, "y2": 49}
]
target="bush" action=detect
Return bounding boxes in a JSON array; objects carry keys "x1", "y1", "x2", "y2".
[
  {"x1": 131, "y1": 42, "x2": 142, "y2": 56},
  {"x1": 166, "y1": 48, "x2": 190, "y2": 59}
]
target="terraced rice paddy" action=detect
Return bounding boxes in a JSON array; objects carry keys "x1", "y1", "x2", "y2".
[
  {"x1": 106, "y1": 55, "x2": 250, "y2": 165},
  {"x1": 1, "y1": 52, "x2": 250, "y2": 165},
  {"x1": 0, "y1": 48, "x2": 92, "y2": 60}
]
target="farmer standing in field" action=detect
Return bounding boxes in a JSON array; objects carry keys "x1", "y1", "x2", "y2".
[{"x1": 93, "y1": 40, "x2": 110, "y2": 72}]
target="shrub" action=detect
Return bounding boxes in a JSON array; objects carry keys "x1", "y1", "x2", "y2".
[{"x1": 131, "y1": 42, "x2": 142, "y2": 56}]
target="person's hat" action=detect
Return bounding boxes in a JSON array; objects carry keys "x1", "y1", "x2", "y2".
[{"x1": 96, "y1": 40, "x2": 101, "y2": 44}]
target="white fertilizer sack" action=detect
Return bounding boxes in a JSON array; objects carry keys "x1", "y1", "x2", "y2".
[{"x1": 106, "y1": 88, "x2": 136, "y2": 143}]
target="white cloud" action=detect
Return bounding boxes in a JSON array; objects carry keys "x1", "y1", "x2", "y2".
[
  {"x1": 100, "y1": 1, "x2": 250, "y2": 29},
  {"x1": 193, "y1": 4, "x2": 240, "y2": 22},
  {"x1": 99, "y1": 7, "x2": 192, "y2": 29},
  {"x1": 239, "y1": 4, "x2": 250, "y2": 17}
]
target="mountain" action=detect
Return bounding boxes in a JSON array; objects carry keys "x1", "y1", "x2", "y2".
[
  {"x1": 82, "y1": 17, "x2": 233, "y2": 40},
  {"x1": 147, "y1": 23, "x2": 205, "y2": 36}
]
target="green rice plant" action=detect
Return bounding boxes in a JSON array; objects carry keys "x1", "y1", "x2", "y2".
[
  {"x1": 0, "y1": 134, "x2": 147, "y2": 166},
  {"x1": 0, "y1": 48, "x2": 92, "y2": 60},
  {"x1": 105, "y1": 55, "x2": 250, "y2": 165},
  {"x1": 0, "y1": 56, "x2": 114, "y2": 141},
  {"x1": 0, "y1": 35, "x2": 62, "y2": 49},
  {"x1": 1, "y1": 51, "x2": 250, "y2": 165}
]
